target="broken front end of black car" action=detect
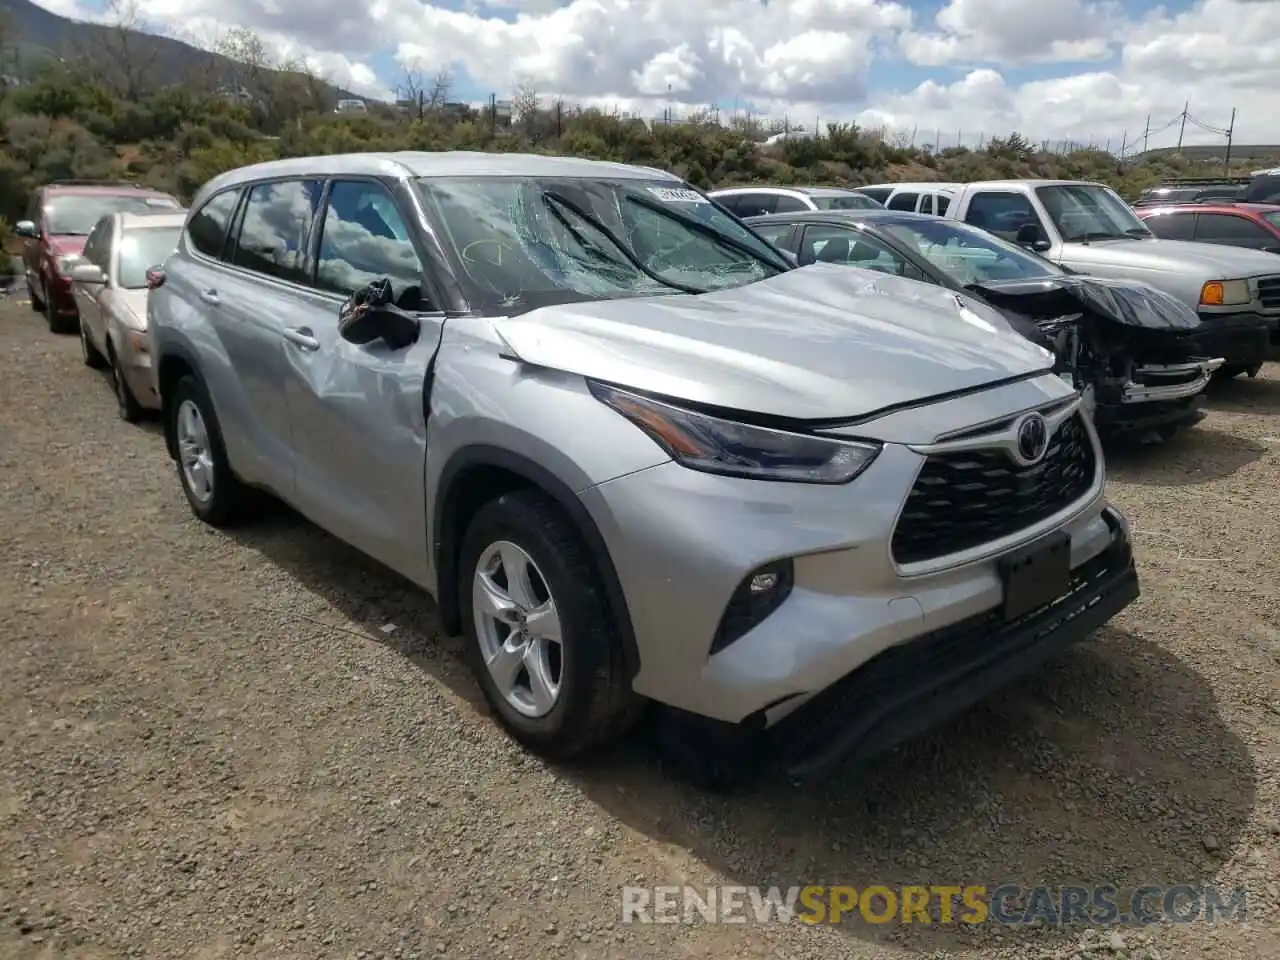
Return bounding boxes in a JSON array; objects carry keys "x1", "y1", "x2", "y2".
[{"x1": 969, "y1": 276, "x2": 1222, "y2": 441}]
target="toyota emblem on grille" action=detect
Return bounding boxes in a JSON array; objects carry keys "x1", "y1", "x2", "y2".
[{"x1": 1013, "y1": 413, "x2": 1050, "y2": 466}]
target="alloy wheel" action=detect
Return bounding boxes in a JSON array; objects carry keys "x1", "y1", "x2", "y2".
[{"x1": 176, "y1": 399, "x2": 215, "y2": 504}]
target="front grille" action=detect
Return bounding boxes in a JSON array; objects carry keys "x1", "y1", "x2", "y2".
[
  {"x1": 891, "y1": 413, "x2": 1097, "y2": 565},
  {"x1": 1257, "y1": 276, "x2": 1280, "y2": 311}
]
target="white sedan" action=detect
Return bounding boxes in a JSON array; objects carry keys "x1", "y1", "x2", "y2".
[{"x1": 70, "y1": 211, "x2": 186, "y2": 421}]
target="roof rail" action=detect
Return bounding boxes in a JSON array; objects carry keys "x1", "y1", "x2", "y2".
[
  {"x1": 45, "y1": 179, "x2": 146, "y2": 189},
  {"x1": 1145, "y1": 176, "x2": 1252, "y2": 188}
]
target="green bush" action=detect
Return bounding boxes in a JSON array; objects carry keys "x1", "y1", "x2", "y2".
[{"x1": 0, "y1": 68, "x2": 1248, "y2": 225}]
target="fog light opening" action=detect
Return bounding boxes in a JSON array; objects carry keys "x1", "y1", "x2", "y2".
[{"x1": 709, "y1": 559, "x2": 796, "y2": 656}]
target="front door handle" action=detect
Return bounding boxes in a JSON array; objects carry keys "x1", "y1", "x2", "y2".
[
  {"x1": 199, "y1": 289, "x2": 220, "y2": 305},
  {"x1": 282, "y1": 326, "x2": 320, "y2": 351}
]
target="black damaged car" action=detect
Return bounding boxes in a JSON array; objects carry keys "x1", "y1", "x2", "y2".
[{"x1": 746, "y1": 209, "x2": 1223, "y2": 441}]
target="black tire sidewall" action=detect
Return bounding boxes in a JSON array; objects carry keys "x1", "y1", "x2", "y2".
[
  {"x1": 109, "y1": 343, "x2": 141, "y2": 422},
  {"x1": 170, "y1": 375, "x2": 240, "y2": 525},
  {"x1": 458, "y1": 492, "x2": 618, "y2": 755}
]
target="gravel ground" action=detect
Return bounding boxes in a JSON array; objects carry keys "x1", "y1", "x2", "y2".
[{"x1": 2, "y1": 297, "x2": 1279, "y2": 960}]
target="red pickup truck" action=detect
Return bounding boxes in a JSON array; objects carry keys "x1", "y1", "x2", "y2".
[{"x1": 16, "y1": 180, "x2": 182, "y2": 333}]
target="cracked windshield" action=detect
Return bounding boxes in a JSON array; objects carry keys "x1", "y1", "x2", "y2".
[
  {"x1": 1036, "y1": 183, "x2": 1153, "y2": 243},
  {"x1": 879, "y1": 218, "x2": 1064, "y2": 286},
  {"x1": 416, "y1": 177, "x2": 788, "y2": 313}
]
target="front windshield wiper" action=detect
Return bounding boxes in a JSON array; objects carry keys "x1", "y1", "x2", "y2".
[
  {"x1": 1124, "y1": 228, "x2": 1153, "y2": 238},
  {"x1": 623, "y1": 191, "x2": 792, "y2": 272},
  {"x1": 540, "y1": 190, "x2": 706, "y2": 295},
  {"x1": 1064, "y1": 231, "x2": 1129, "y2": 243}
]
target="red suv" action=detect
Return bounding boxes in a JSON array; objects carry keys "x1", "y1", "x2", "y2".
[
  {"x1": 1135, "y1": 202, "x2": 1280, "y2": 255},
  {"x1": 16, "y1": 181, "x2": 182, "y2": 333}
]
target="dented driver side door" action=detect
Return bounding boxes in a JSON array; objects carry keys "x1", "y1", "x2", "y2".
[{"x1": 282, "y1": 177, "x2": 446, "y2": 584}]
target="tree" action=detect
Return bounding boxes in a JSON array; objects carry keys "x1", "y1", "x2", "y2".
[{"x1": 87, "y1": 0, "x2": 162, "y2": 100}]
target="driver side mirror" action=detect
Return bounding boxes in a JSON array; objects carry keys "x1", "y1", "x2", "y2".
[
  {"x1": 1015, "y1": 223, "x2": 1051, "y2": 252},
  {"x1": 338, "y1": 278, "x2": 421, "y2": 350},
  {"x1": 14, "y1": 220, "x2": 37, "y2": 239}
]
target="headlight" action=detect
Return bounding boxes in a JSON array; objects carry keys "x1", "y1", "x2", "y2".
[
  {"x1": 589, "y1": 381, "x2": 881, "y2": 484},
  {"x1": 56, "y1": 255, "x2": 80, "y2": 275},
  {"x1": 1199, "y1": 279, "x2": 1251, "y2": 307}
]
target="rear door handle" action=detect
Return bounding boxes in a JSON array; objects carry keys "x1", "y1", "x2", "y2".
[
  {"x1": 199, "y1": 289, "x2": 220, "y2": 305},
  {"x1": 282, "y1": 326, "x2": 320, "y2": 351}
]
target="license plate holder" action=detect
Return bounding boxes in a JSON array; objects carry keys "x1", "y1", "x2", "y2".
[{"x1": 998, "y1": 531, "x2": 1072, "y2": 622}]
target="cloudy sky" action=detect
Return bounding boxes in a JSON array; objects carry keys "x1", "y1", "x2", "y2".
[{"x1": 34, "y1": 0, "x2": 1279, "y2": 152}]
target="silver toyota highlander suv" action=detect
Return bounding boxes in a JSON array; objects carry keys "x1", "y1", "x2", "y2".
[{"x1": 148, "y1": 151, "x2": 1140, "y2": 787}]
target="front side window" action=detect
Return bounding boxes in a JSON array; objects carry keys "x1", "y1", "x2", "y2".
[
  {"x1": 878, "y1": 216, "x2": 1065, "y2": 286},
  {"x1": 798, "y1": 224, "x2": 913, "y2": 277},
  {"x1": 188, "y1": 189, "x2": 242, "y2": 260},
  {"x1": 1036, "y1": 184, "x2": 1152, "y2": 242},
  {"x1": 230, "y1": 179, "x2": 324, "y2": 285},
  {"x1": 416, "y1": 176, "x2": 790, "y2": 314},
  {"x1": 315, "y1": 180, "x2": 427, "y2": 309},
  {"x1": 1194, "y1": 213, "x2": 1274, "y2": 247},
  {"x1": 117, "y1": 225, "x2": 183, "y2": 288},
  {"x1": 44, "y1": 193, "x2": 181, "y2": 236},
  {"x1": 751, "y1": 222, "x2": 794, "y2": 247},
  {"x1": 964, "y1": 192, "x2": 1041, "y2": 241},
  {"x1": 81, "y1": 219, "x2": 110, "y2": 268},
  {"x1": 727, "y1": 193, "x2": 777, "y2": 217},
  {"x1": 887, "y1": 191, "x2": 919, "y2": 212}
]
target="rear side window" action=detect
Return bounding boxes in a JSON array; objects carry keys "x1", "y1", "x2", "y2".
[
  {"x1": 187, "y1": 189, "x2": 242, "y2": 260},
  {"x1": 935, "y1": 195, "x2": 951, "y2": 216},
  {"x1": 752, "y1": 222, "x2": 793, "y2": 248},
  {"x1": 887, "y1": 191, "x2": 919, "y2": 211},
  {"x1": 1144, "y1": 212, "x2": 1196, "y2": 241},
  {"x1": 729, "y1": 193, "x2": 777, "y2": 217},
  {"x1": 229, "y1": 179, "x2": 324, "y2": 284}
]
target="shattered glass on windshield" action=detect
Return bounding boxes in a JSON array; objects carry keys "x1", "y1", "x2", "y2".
[{"x1": 416, "y1": 176, "x2": 788, "y2": 313}]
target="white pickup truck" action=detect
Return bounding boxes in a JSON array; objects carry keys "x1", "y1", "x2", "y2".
[{"x1": 939, "y1": 179, "x2": 1280, "y2": 376}]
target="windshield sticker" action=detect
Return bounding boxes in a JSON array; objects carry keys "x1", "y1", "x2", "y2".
[{"x1": 646, "y1": 187, "x2": 709, "y2": 205}]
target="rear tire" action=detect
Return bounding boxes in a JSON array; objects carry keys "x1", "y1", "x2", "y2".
[
  {"x1": 108, "y1": 342, "x2": 144, "y2": 423},
  {"x1": 169, "y1": 374, "x2": 248, "y2": 527},
  {"x1": 458, "y1": 489, "x2": 640, "y2": 759},
  {"x1": 27, "y1": 281, "x2": 43, "y2": 313}
]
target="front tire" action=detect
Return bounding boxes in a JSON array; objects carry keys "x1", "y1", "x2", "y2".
[
  {"x1": 169, "y1": 374, "x2": 248, "y2": 526},
  {"x1": 458, "y1": 490, "x2": 639, "y2": 759},
  {"x1": 80, "y1": 318, "x2": 107, "y2": 369},
  {"x1": 27, "y1": 281, "x2": 43, "y2": 313}
]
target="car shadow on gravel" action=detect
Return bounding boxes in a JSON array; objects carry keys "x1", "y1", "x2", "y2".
[
  {"x1": 223, "y1": 505, "x2": 1255, "y2": 954},
  {"x1": 1205, "y1": 373, "x2": 1280, "y2": 415},
  {"x1": 570, "y1": 629, "x2": 1256, "y2": 953},
  {"x1": 1106, "y1": 425, "x2": 1267, "y2": 486}
]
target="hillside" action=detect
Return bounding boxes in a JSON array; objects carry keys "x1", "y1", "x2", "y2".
[{"x1": 0, "y1": 0, "x2": 359, "y2": 102}]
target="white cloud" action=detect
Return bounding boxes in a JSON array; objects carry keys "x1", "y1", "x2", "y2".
[{"x1": 28, "y1": 0, "x2": 1280, "y2": 149}]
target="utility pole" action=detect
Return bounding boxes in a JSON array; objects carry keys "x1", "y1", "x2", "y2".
[
  {"x1": 1224, "y1": 107, "x2": 1237, "y2": 175},
  {"x1": 1142, "y1": 114, "x2": 1151, "y2": 154},
  {"x1": 1119, "y1": 129, "x2": 1127, "y2": 159},
  {"x1": 1176, "y1": 101, "x2": 1189, "y2": 150}
]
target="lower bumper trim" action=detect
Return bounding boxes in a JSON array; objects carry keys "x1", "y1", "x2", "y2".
[{"x1": 778, "y1": 523, "x2": 1139, "y2": 781}]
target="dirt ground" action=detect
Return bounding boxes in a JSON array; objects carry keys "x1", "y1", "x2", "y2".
[{"x1": 2, "y1": 297, "x2": 1278, "y2": 960}]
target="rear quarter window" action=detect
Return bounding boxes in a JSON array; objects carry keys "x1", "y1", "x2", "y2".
[{"x1": 187, "y1": 189, "x2": 242, "y2": 260}]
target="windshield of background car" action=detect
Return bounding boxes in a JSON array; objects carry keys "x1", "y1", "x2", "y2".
[
  {"x1": 44, "y1": 194, "x2": 182, "y2": 235},
  {"x1": 812, "y1": 194, "x2": 880, "y2": 210},
  {"x1": 1036, "y1": 184, "x2": 1152, "y2": 242},
  {"x1": 117, "y1": 225, "x2": 182, "y2": 289},
  {"x1": 415, "y1": 176, "x2": 789, "y2": 312},
  {"x1": 879, "y1": 218, "x2": 1066, "y2": 285}
]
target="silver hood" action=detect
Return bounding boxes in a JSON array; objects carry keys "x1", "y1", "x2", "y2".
[
  {"x1": 1062, "y1": 237, "x2": 1280, "y2": 278},
  {"x1": 493, "y1": 264, "x2": 1055, "y2": 421}
]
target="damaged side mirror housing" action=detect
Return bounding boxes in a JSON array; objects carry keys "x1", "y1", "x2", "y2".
[
  {"x1": 1015, "y1": 223, "x2": 1051, "y2": 252},
  {"x1": 338, "y1": 278, "x2": 422, "y2": 350}
]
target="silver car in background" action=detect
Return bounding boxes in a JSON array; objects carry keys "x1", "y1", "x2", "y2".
[
  {"x1": 70, "y1": 211, "x2": 186, "y2": 421},
  {"x1": 148, "y1": 152, "x2": 1140, "y2": 787}
]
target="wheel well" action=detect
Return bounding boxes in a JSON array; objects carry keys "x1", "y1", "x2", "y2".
[
  {"x1": 157, "y1": 354, "x2": 195, "y2": 460},
  {"x1": 434, "y1": 457, "x2": 640, "y2": 680}
]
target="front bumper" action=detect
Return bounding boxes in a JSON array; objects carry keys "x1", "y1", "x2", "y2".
[
  {"x1": 1092, "y1": 359, "x2": 1220, "y2": 434},
  {"x1": 1193, "y1": 312, "x2": 1274, "y2": 368},
  {"x1": 775, "y1": 507, "x2": 1138, "y2": 780},
  {"x1": 582, "y1": 421, "x2": 1115, "y2": 728}
]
